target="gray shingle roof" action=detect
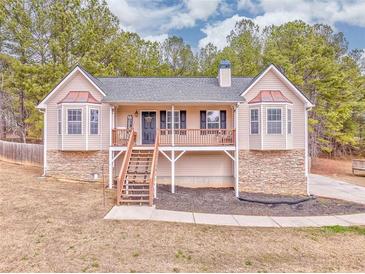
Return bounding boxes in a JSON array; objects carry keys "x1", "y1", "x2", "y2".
[{"x1": 96, "y1": 77, "x2": 253, "y2": 103}]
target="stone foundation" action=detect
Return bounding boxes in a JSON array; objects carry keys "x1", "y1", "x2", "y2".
[
  {"x1": 47, "y1": 150, "x2": 108, "y2": 182},
  {"x1": 239, "y1": 149, "x2": 307, "y2": 195}
]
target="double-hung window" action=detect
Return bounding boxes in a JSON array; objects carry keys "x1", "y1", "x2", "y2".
[
  {"x1": 67, "y1": 109, "x2": 82, "y2": 134},
  {"x1": 287, "y1": 109, "x2": 292, "y2": 134},
  {"x1": 207, "y1": 110, "x2": 220, "y2": 129},
  {"x1": 167, "y1": 111, "x2": 180, "y2": 129},
  {"x1": 57, "y1": 109, "x2": 62, "y2": 135},
  {"x1": 90, "y1": 109, "x2": 99, "y2": 135},
  {"x1": 267, "y1": 108, "x2": 282, "y2": 134},
  {"x1": 250, "y1": 109, "x2": 259, "y2": 134}
]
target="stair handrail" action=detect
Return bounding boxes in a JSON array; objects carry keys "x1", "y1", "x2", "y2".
[
  {"x1": 149, "y1": 131, "x2": 160, "y2": 206},
  {"x1": 117, "y1": 129, "x2": 136, "y2": 204}
]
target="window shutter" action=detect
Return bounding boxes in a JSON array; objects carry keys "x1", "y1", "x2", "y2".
[
  {"x1": 180, "y1": 111, "x2": 186, "y2": 129},
  {"x1": 200, "y1": 111, "x2": 206, "y2": 129},
  {"x1": 160, "y1": 111, "x2": 166, "y2": 129},
  {"x1": 220, "y1": 110, "x2": 226, "y2": 129}
]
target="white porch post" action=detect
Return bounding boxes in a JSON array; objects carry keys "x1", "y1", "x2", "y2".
[
  {"x1": 43, "y1": 108, "x2": 47, "y2": 176},
  {"x1": 171, "y1": 105, "x2": 175, "y2": 193},
  {"x1": 108, "y1": 148, "x2": 113, "y2": 188},
  {"x1": 234, "y1": 104, "x2": 240, "y2": 197}
]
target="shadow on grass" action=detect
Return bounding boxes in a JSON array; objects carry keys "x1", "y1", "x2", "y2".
[{"x1": 321, "y1": 225, "x2": 365, "y2": 235}]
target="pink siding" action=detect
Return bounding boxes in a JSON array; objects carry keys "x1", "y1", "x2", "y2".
[
  {"x1": 45, "y1": 71, "x2": 110, "y2": 151},
  {"x1": 238, "y1": 70, "x2": 305, "y2": 150}
]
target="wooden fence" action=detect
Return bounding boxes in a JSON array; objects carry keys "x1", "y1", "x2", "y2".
[{"x1": 0, "y1": 140, "x2": 43, "y2": 167}]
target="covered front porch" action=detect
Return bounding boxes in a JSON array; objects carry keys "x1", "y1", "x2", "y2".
[{"x1": 108, "y1": 103, "x2": 240, "y2": 202}]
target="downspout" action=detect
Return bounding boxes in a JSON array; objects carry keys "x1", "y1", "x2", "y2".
[
  {"x1": 234, "y1": 102, "x2": 241, "y2": 197},
  {"x1": 39, "y1": 108, "x2": 47, "y2": 176}
]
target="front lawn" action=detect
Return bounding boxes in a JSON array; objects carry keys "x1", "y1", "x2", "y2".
[{"x1": 0, "y1": 161, "x2": 364, "y2": 272}]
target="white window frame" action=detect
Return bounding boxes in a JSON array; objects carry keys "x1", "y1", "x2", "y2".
[
  {"x1": 287, "y1": 108, "x2": 292, "y2": 134},
  {"x1": 89, "y1": 108, "x2": 99, "y2": 135},
  {"x1": 67, "y1": 108, "x2": 83, "y2": 135},
  {"x1": 249, "y1": 108, "x2": 259, "y2": 135},
  {"x1": 167, "y1": 110, "x2": 180, "y2": 129},
  {"x1": 57, "y1": 108, "x2": 62, "y2": 135},
  {"x1": 266, "y1": 107, "x2": 283, "y2": 135},
  {"x1": 206, "y1": 110, "x2": 220, "y2": 129}
]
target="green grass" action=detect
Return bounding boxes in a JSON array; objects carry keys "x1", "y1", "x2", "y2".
[{"x1": 321, "y1": 225, "x2": 365, "y2": 235}]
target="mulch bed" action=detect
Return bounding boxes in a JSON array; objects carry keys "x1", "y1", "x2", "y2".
[{"x1": 155, "y1": 185, "x2": 365, "y2": 216}]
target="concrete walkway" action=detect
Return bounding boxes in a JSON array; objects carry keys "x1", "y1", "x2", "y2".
[
  {"x1": 105, "y1": 174, "x2": 365, "y2": 227},
  {"x1": 309, "y1": 174, "x2": 365, "y2": 204},
  {"x1": 104, "y1": 206, "x2": 365, "y2": 227}
]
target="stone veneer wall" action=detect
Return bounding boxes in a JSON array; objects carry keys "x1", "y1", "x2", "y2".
[
  {"x1": 239, "y1": 149, "x2": 307, "y2": 195},
  {"x1": 47, "y1": 150, "x2": 108, "y2": 182}
]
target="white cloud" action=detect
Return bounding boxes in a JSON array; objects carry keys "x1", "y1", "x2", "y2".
[
  {"x1": 107, "y1": 0, "x2": 219, "y2": 38},
  {"x1": 199, "y1": 0, "x2": 365, "y2": 50},
  {"x1": 199, "y1": 15, "x2": 245, "y2": 50},
  {"x1": 143, "y1": 34, "x2": 169, "y2": 44}
]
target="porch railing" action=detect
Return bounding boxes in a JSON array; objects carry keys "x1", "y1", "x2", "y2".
[
  {"x1": 112, "y1": 128, "x2": 132, "y2": 146},
  {"x1": 112, "y1": 128, "x2": 235, "y2": 146},
  {"x1": 159, "y1": 129, "x2": 235, "y2": 146}
]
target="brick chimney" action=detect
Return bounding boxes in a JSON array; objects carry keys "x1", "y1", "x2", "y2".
[{"x1": 218, "y1": 60, "x2": 231, "y2": 87}]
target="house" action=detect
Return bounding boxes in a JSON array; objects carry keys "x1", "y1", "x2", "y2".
[{"x1": 37, "y1": 61, "x2": 313, "y2": 206}]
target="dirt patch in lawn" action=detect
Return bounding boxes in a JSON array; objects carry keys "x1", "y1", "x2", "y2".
[
  {"x1": 1, "y1": 161, "x2": 365, "y2": 272},
  {"x1": 311, "y1": 157, "x2": 365, "y2": 187},
  {"x1": 155, "y1": 185, "x2": 365, "y2": 216}
]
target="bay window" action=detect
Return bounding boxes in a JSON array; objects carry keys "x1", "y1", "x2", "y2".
[
  {"x1": 67, "y1": 109, "x2": 82, "y2": 134},
  {"x1": 90, "y1": 109, "x2": 99, "y2": 135},
  {"x1": 267, "y1": 108, "x2": 282, "y2": 134}
]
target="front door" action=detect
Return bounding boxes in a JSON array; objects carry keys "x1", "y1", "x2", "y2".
[{"x1": 141, "y1": 111, "x2": 156, "y2": 144}]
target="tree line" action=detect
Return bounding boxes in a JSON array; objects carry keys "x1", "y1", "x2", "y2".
[{"x1": 1, "y1": 0, "x2": 364, "y2": 157}]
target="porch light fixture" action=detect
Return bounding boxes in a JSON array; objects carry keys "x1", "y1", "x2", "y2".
[{"x1": 134, "y1": 110, "x2": 138, "y2": 117}]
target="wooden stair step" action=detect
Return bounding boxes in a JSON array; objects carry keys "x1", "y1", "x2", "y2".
[{"x1": 121, "y1": 193, "x2": 150, "y2": 198}]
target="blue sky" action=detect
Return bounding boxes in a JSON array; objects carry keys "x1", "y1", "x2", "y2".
[{"x1": 107, "y1": 0, "x2": 365, "y2": 51}]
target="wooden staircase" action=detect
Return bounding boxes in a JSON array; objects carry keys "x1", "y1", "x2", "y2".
[{"x1": 117, "y1": 130, "x2": 159, "y2": 206}]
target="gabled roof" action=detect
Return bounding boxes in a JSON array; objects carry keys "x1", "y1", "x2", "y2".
[
  {"x1": 37, "y1": 65, "x2": 106, "y2": 109},
  {"x1": 58, "y1": 91, "x2": 100, "y2": 104},
  {"x1": 241, "y1": 64, "x2": 314, "y2": 107},
  {"x1": 248, "y1": 90, "x2": 292, "y2": 104},
  {"x1": 98, "y1": 77, "x2": 252, "y2": 103}
]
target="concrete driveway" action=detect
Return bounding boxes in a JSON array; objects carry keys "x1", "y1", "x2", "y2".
[{"x1": 309, "y1": 174, "x2": 365, "y2": 204}]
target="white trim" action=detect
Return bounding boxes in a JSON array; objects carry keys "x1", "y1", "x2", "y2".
[
  {"x1": 260, "y1": 104, "x2": 264, "y2": 149},
  {"x1": 171, "y1": 150, "x2": 175, "y2": 193},
  {"x1": 109, "y1": 107, "x2": 113, "y2": 147},
  {"x1": 166, "y1": 109, "x2": 180, "y2": 130},
  {"x1": 266, "y1": 107, "x2": 283, "y2": 135},
  {"x1": 234, "y1": 104, "x2": 240, "y2": 198},
  {"x1": 61, "y1": 105, "x2": 64, "y2": 150},
  {"x1": 85, "y1": 105, "x2": 89, "y2": 150},
  {"x1": 108, "y1": 148, "x2": 113, "y2": 188},
  {"x1": 66, "y1": 107, "x2": 83, "y2": 135},
  {"x1": 249, "y1": 107, "x2": 260, "y2": 135},
  {"x1": 174, "y1": 150, "x2": 186, "y2": 162},
  {"x1": 37, "y1": 66, "x2": 105, "y2": 109},
  {"x1": 171, "y1": 106, "x2": 175, "y2": 147},
  {"x1": 240, "y1": 64, "x2": 314, "y2": 107},
  {"x1": 160, "y1": 150, "x2": 172, "y2": 162},
  {"x1": 224, "y1": 150, "x2": 235, "y2": 161},
  {"x1": 159, "y1": 146, "x2": 236, "y2": 151},
  {"x1": 304, "y1": 106, "x2": 309, "y2": 195},
  {"x1": 285, "y1": 104, "x2": 288, "y2": 149},
  {"x1": 43, "y1": 108, "x2": 47, "y2": 176}
]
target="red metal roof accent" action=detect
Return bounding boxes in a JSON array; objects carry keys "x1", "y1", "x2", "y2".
[
  {"x1": 58, "y1": 91, "x2": 100, "y2": 104},
  {"x1": 248, "y1": 90, "x2": 292, "y2": 104}
]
